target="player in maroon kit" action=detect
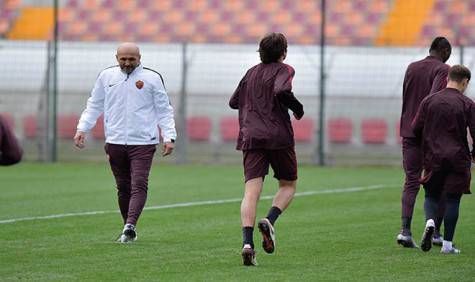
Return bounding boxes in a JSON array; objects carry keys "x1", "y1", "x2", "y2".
[
  {"x1": 397, "y1": 37, "x2": 452, "y2": 248},
  {"x1": 412, "y1": 65, "x2": 473, "y2": 254},
  {"x1": 229, "y1": 33, "x2": 304, "y2": 266},
  {"x1": 0, "y1": 114, "x2": 22, "y2": 166}
]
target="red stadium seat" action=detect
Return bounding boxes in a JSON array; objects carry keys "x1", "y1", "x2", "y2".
[
  {"x1": 187, "y1": 116, "x2": 211, "y2": 141},
  {"x1": 219, "y1": 116, "x2": 239, "y2": 142},
  {"x1": 23, "y1": 115, "x2": 38, "y2": 139},
  {"x1": 292, "y1": 118, "x2": 314, "y2": 142},
  {"x1": 361, "y1": 118, "x2": 387, "y2": 144},
  {"x1": 57, "y1": 114, "x2": 79, "y2": 139},
  {"x1": 328, "y1": 118, "x2": 352, "y2": 144},
  {"x1": 91, "y1": 115, "x2": 104, "y2": 140}
]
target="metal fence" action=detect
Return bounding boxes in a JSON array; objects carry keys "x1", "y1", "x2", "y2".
[{"x1": 1, "y1": 0, "x2": 474, "y2": 165}]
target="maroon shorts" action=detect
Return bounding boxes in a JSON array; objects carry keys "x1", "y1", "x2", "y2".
[
  {"x1": 421, "y1": 168, "x2": 472, "y2": 196},
  {"x1": 242, "y1": 147, "x2": 297, "y2": 182}
]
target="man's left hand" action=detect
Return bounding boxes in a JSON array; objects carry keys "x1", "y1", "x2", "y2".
[
  {"x1": 162, "y1": 142, "x2": 174, "y2": 156},
  {"x1": 293, "y1": 112, "x2": 302, "y2": 120}
]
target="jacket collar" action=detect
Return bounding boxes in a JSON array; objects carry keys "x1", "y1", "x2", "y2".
[
  {"x1": 446, "y1": 87, "x2": 463, "y2": 94},
  {"x1": 426, "y1": 55, "x2": 444, "y2": 63}
]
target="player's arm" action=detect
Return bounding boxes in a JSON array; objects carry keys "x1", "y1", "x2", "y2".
[
  {"x1": 274, "y1": 65, "x2": 294, "y2": 94},
  {"x1": 75, "y1": 73, "x2": 106, "y2": 149},
  {"x1": 153, "y1": 77, "x2": 177, "y2": 156},
  {"x1": 430, "y1": 66, "x2": 449, "y2": 94},
  {"x1": 278, "y1": 90, "x2": 304, "y2": 120},
  {"x1": 229, "y1": 77, "x2": 245, "y2": 110},
  {"x1": 467, "y1": 102, "x2": 475, "y2": 161},
  {"x1": 411, "y1": 98, "x2": 428, "y2": 143},
  {"x1": 0, "y1": 115, "x2": 23, "y2": 166},
  {"x1": 274, "y1": 66, "x2": 304, "y2": 119},
  {"x1": 402, "y1": 67, "x2": 410, "y2": 97}
]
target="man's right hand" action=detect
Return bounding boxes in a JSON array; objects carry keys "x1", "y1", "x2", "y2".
[
  {"x1": 74, "y1": 131, "x2": 86, "y2": 149},
  {"x1": 293, "y1": 112, "x2": 303, "y2": 120}
]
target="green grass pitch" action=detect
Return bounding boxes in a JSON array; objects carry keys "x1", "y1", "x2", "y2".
[{"x1": 0, "y1": 163, "x2": 474, "y2": 281}]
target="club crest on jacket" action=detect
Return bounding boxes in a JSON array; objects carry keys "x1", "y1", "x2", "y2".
[{"x1": 136, "y1": 80, "x2": 144, "y2": 89}]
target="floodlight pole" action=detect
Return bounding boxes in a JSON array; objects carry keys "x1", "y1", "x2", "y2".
[
  {"x1": 176, "y1": 42, "x2": 188, "y2": 164},
  {"x1": 45, "y1": 0, "x2": 59, "y2": 162},
  {"x1": 51, "y1": 0, "x2": 58, "y2": 162},
  {"x1": 317, "y1": 0, "x2": 326, "y2": 166}
]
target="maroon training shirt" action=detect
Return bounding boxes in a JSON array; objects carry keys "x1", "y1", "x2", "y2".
[
  {"x1": 400, "y1": 56, "x2": 450, "y2": 138},
  {"x1": 412, "y1": 87, "x2": 475, "y2": 172},
  {"x1": 229, "y1": 62, "x2": 304, "y2": 150}
]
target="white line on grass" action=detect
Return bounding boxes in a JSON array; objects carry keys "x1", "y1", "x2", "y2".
[{"x1": 0, "y1": 184, "x2": 390, "y2": 224}]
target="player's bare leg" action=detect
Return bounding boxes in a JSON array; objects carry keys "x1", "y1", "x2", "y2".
[
  {"x1": 241, "y1": 177, "x2": 263, "y2": 266},
  {"x1": 241, "y1": 177, "x2": 264, "y2": 228},
  {"x1": 258, "y1": 180, "x2": 296, "y2": 254},
  {"x1": 272, "y1": 180, "x2": 297, "y2": 211}
]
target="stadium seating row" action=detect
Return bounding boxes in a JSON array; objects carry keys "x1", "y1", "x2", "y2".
[
  {"x1": 56, "y1": 0, "x2": 392, "y2": 45},
  {"x1": 3, "y1": 0, "x2": 475, "y2": 46},
  {"x1": 0, "y1": 0, "x2": 20, "y2": 36},
  {"x1": 417, "y1": 0, "x2": 475, "y2": 46},
  {"x1": 4, "y1": 0, "x2": 475, "y2": 46},
  {"x1": 3, "y1": 113, "x2": 401, "y2": 145},
  {"x1": 1, "y1": 0, "x2": 393, "y2": 45}
]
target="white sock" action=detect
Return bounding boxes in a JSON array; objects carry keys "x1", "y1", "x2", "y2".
[{"x1": 442, "y1": 240, "x2": 453, "y2": 250}]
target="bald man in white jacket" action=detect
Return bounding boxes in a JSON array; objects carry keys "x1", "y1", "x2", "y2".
[{"x1": 74, "y1": 42, "x2": 176, "y2": 243}]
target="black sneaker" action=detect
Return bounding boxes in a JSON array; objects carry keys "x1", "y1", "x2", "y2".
[
  {"x1": 242, "y1": 244, "x2": 257, "y2": 266},
  {"x1": 420, "y1": 219, "x2": 435, "y2": 252},
  {"x1": 122, "y1": 224, "x2": 137, "y2": 242},
  {"x1": 258, "y1": 218, "x2": 275, "y2": 254},
  {"x1": 396, "y1": 232, "x2": 418, "y2": 248}
]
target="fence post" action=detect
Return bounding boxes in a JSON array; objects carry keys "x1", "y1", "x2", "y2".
[
  {"x1": 316, "y1": 0, "x2": 326, "y2": 166},
  {"x1": 42, "y1": 0, "x2": 59, "y2": 162},
  {"x1": 51, "y1": 0, "x2": 58, "y2": 162},
  {"x1": 176, "y1": 42, "x2": 188, "y2": 164},
  {"x1": 42, "y1": 36, "x2": 58, "y2": 163}
]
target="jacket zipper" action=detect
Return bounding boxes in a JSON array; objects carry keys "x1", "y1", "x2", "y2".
[{"x1": 124, "y1": 73, "x2": 130, "y2": 144}]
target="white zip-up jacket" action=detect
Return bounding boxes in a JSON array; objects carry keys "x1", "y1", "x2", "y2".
[{"x1": 77, "y1": 64, "x2": 176, "y2": 145}]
